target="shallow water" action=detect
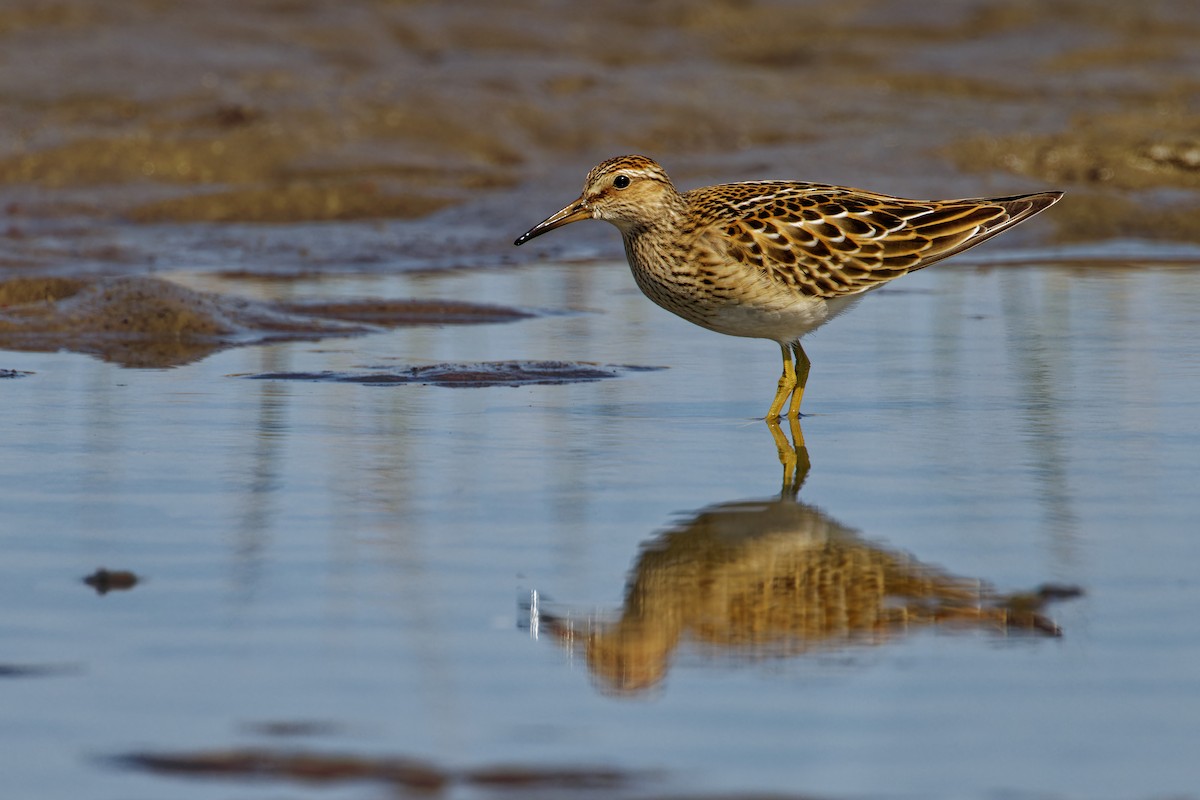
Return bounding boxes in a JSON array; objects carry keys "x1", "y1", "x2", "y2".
[{"x1": 3, "y1": 251, "x2": 1199, "y2": 799}]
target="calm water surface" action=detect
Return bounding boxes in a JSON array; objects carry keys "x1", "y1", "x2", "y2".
[{"x1": 2, "y1": 254, "x2": 1199, "y2": 799}]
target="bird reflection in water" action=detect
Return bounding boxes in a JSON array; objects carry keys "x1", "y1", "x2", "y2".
[{"x1": 531, "y1": 419, "x2": 1080, "y2": 695}]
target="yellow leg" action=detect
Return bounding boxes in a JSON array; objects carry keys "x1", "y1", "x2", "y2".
[
  {"x1": 767, "y1": 415, "x2": 812, "y2": 497},
  {"x1": 765, "y1": 343, "x2": 795, "y2": 421},
  {"x1": 786, "y1": 343, "x2": 811, "y2": 418},
  {"x1": 766, "y1": 416, "x2": 793, "y2": 481},
  {"x1": 787, "y1": 415, "x2": 809, "y2": 472}
]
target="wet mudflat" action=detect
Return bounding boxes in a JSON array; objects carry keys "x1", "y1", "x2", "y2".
[{"x1": 3, "y1": 255, "x2": 1200, "y2": 800}]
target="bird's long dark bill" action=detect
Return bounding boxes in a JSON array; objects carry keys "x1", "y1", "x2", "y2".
[{"x1": 513, "y1": 198, "x2": 590, "y2": 246}]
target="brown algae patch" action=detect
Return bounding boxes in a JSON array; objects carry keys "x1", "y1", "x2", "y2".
[
  {"x1": 246, "y1": 361, "x2": 662, "y2": 387},
  {"x1": 113, "y1": 750, "x2": 449, "y2": 791},
  {"x1": 0, "y1": 276, "x2": 533, "y2": 367},
  {"x1": 112, "y1": 749, "x2": 643, "y2": 794}
]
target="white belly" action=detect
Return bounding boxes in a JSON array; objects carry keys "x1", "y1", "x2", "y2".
[{"x1": 698, "y1": 294, "x2": 862, "y2": 342}]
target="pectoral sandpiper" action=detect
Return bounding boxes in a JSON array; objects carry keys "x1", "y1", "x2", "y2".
[{"x1": 514, "y1": 155, "x2": 1061, "y2": 419}]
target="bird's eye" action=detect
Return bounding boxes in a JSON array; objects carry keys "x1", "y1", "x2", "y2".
[{"x1": 613, "y1": 174, "x2": 631, "y2": 189}]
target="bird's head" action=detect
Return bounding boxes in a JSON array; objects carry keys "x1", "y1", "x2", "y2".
[{"x1": 514, "y1": 155, "x2": 678, "y2": 245}]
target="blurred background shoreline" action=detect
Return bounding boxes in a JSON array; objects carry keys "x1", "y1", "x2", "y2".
[{"x1": 3, "y1": 0, "x2": 1199, "y2": 279}]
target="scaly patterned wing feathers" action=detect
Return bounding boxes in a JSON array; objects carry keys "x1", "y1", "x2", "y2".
[{"x1": 691, "y1": 183, "x2": 1057, "y2": 299}]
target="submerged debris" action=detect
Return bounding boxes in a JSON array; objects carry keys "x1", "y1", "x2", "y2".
[
  {"x1": 0, "y1": 663, "x2": 77, "y2": 679},
  {"x1": 240, "y1": 720, "x2": 343, "y2": 738},
  {"x1": 83, "y1": 568, "x2": 140, "y2": 595},
  {"x1": 274, "y1": 298, "x2": 532, "y2": 326},
  {"x1": 245, "y1": 361, "x2": 663, "y2": 387}
]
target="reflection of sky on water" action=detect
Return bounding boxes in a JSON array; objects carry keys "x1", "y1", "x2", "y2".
[{"x1": 2, "y1": 256, "x2": 1199, "y2": 798}]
